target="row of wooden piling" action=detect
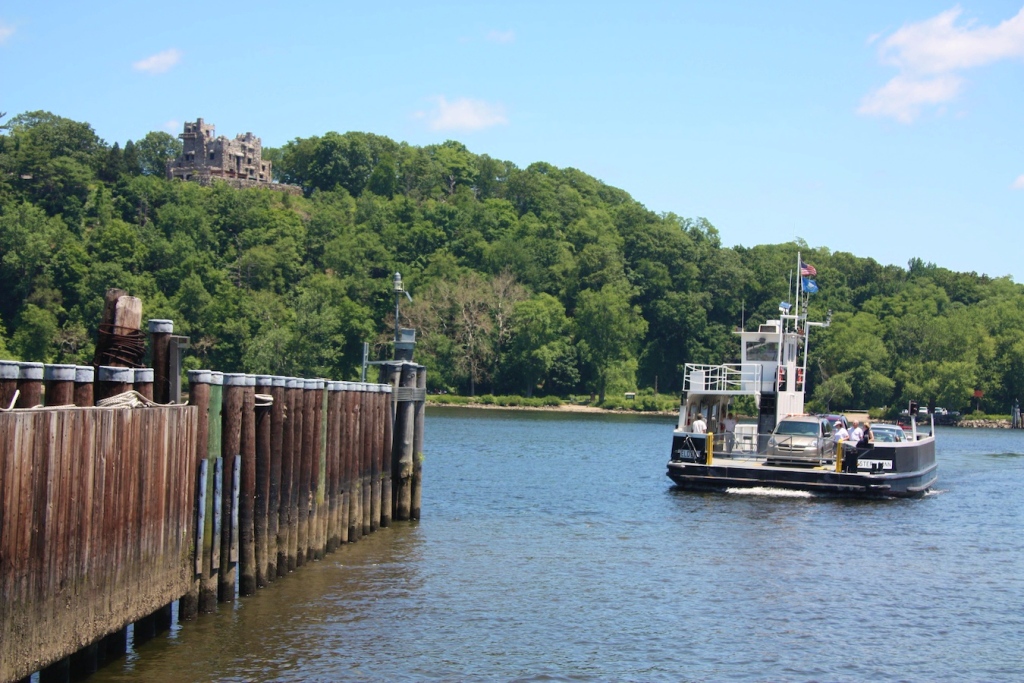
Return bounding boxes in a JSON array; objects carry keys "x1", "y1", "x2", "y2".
[
  {"x1": 0, "y1": 361, "x2": 163, "y2": 409},
  {"x1": 181, "y1": 371, "x2": 406, "y2": 615}
]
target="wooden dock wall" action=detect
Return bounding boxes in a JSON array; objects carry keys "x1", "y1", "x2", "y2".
[
  {"x1": 0, "y1": 405, "x2": 198, "y2": 683},
  {"x1": 0, "y1": 360, "x2": 423, "y2": 683}
]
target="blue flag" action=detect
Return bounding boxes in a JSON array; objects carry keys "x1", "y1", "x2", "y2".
[{"x1": 802, "y1": 277, "x2": 818, "y2": 293}]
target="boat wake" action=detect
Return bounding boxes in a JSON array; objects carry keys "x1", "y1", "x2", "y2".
[{"x1": 725, "y1": 486, "x2": 813, "y2": 498}]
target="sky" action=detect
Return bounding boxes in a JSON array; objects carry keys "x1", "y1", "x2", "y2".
[{"x1": 2, "y1": 1, "x2": 1023, "y2": 280}]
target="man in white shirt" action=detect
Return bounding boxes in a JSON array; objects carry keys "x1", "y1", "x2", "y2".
[
  {"x1": 850, "y1": 421, "x2": 864, "y2": 444},
  {"x1": 692, "y1": 414, "x2": 707, "y2": 434}
]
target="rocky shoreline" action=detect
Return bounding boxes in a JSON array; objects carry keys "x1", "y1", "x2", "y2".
[{"x1": 956, "y1": 418, "x2": 1013, "y2": 429}]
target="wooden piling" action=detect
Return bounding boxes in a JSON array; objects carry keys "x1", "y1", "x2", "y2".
[
  {"x1": 93, "y1": 289, "x2": 144, "y2": 369},
  {"x1": 294, "y1": 378, "x2": 309, "y2": 565},
  {"x1": 268, "y1": 376, "x2": 286, "y2": 580},
  {"x1": 413, "y1": 365, "x2": 426, "y2": 520},
  {"x1": 133, "y1": 367, "x2": 154, "y2": 401},
  {"x1": 325, "y1": 382, "x2": 341, "y2": 552},
  {"x1": 239, "y1": 376, "x2": 257, "y2": 597},
  {"x1": 73, "y1": 366, "x2": 94, "y2": 408},
  {"x1": 254, "y1": 375, "x2": 273, "y2": 589},
  {"x1": 219, "y1": 373, "x2": 245, "y2": 603},
  {"x1": 16, "y1": 362, "x2": 43, "y2": 408},
  {"x1": 43, "y1": 364, "x2": 76, "y2": 407},
  {"x1": 315, "y1": 380, "x2": 328, "y2": 560},
  {"x1": 338, "y1": 383, "x2": 352, "y2": 545},
  {"x1": 297, "y1": 380, "x2": 315, "y2": 563},
  {"x1": 94, "y1": 366, "x2": 133, "y2": 403},
  {"x1": 103, "y1": 629, "x2": 128, "y2": 663},
  {"x1": 182, "y1": 370, "x2": 211, "y2": 620},
  {"x1": 68, "y1": 642, "x2": 99, "y2": 680},
  {"x1": 0, "y1": 359, "x2": 18, "y2": 409},
  {"x1": 200, "y1": 372, "x2": 223, "y2": 612},
  {"x1": 362, "y1": 386, "x2": 373, "y2": 536},
  {"x1": 133, "y1": 612, "x2": 157, "y2": 647},
  {"x1": 277, "y1": 378, "x2": 296, "y2": 575},
  {"x1": 285, "y1": 378, "x2": 301, "y2": 572},
  {"x1": 148, "y1": 319, "x2": 173, "y2": 404},
  {"x1": 393, "y1": 364, "x2": 417, "y2": 521},
  {"x1": 308, "y1": 378, "x2": 323, "y2": 560},
  {"x1": 39, "y1": 656, "x2": 70, "y2": 683},
  {"x1": 349, "y1": 385, "x2": 363, "y2": 542},
  {"x1": 156, "y1": 602, "x2": 173, "y2": 633},
  {"x1": 380, "y1": 382, "x2": 393, "y2": 528},
  {"x1": 369, "y1": 385, "x2": 381, "y2": 533}
]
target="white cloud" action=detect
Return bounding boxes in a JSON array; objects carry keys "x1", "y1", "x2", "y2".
[
  {"x1": 860, "y1": 6, "x2": 1024, "y2": 122},
  {"x1": 163, "y1": 119, "x2": 180, "y2": 133},
  {"x1": 133, "y1": 48, "x2": 182, "y2": 75},
  {"x1": 486, "y1": 29, "x2": 515, "y2": 44},
  {"x1": 420, "y1": 96, "x2": 508, "y2": 132},
  {"x1": 858, "y1": 73, "x2": 963, "y2": 122},
  {"x1": 1013, "y1": 174, "x2": 1024, "y2": 190},
  {"x1": 0, "y1": 21, "x2": 14, "y2": 44}
]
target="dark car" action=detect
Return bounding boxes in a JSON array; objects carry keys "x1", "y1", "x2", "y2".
[{"x1": 819, "y1": 414, "x2": 848, "y2": 429}]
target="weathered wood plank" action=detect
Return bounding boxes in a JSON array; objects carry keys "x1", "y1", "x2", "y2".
[{"x1": 0, "y1": 406, "x2": 198, "y2": 682}]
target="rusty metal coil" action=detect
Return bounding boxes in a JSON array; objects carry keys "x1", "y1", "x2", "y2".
[{"x1": 95, "y1": 323, "x2": 147, "y2": 368}]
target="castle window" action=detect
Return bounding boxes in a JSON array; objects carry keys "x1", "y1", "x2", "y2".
[{"x1": 210, "y1": 152, "x2": 216, "y2": 160}]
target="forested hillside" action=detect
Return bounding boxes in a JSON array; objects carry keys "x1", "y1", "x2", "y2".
[{"x1": 1, "y1": 111, "x2": 1022, "y2": 414}]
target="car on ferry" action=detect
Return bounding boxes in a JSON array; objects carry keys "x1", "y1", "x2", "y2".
[
  {"x1": 870, "y1": 423, "x2": 907, "y2": 443},
  {"x1": 765, "y1": 415, "x2": 836, "y2": 465}
]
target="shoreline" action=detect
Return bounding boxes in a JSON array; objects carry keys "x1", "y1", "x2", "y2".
[
  {"x1": 426, "y1": 402, "x2": 1017, "y2": 428},
  {"x1": 426, "y1": 401, "x2": 677, "y2": 417}
]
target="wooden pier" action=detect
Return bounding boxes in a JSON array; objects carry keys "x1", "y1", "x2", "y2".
[{"x1": 0, "y1": 339, "x2": 424, "y2": 682}]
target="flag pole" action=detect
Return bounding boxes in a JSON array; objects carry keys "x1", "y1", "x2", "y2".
[{"x1": 795, "y1": 251, "x2": 801, "y2": 328}]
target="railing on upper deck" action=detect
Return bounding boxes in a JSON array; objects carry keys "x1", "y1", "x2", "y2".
[{"x1": 683, "y1": 363, "x2": 762, "y2": 394}]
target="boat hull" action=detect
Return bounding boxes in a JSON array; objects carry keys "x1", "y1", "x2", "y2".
[{"x1": 667, "y1": 435, "x2": 936, "y2": 498}]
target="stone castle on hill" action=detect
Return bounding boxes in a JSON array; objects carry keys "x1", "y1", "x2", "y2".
[{"x1": 166, "y1": 118, "x2": 301, "y2": 195}]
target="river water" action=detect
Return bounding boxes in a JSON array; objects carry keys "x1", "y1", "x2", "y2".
[{"x1": 90, "y1": 407, "x2": 1023, "y2": 682}]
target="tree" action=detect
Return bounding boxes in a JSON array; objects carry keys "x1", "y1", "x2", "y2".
[
  {"x1": 505, "y1": 293, "x2": 573, "y2": 396},
  {"x1": 11, "y1": 303, "x2": 59, "y2": 362},
  {"x1": 575, "y1": 281, "x2": 648, "y2": 402},
  {"x1": 135, "y1": 131, "x2": 182, "y2": 176},
  {"x1": 810, "y1": 374, "x2": 853, "y2": 412}
]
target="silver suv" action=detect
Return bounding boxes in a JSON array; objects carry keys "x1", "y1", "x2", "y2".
[{"x1": 766, "y1": 415, "x2": 835, "y2": 465}]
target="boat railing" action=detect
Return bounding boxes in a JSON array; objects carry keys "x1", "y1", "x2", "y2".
[{"x1": 684, "y1": 363, "x2": 762, "y2": 394}]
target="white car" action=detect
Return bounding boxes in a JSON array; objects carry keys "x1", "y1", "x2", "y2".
[{"x1": 870, "y1": 424, "x2": 906, "y2": 443}]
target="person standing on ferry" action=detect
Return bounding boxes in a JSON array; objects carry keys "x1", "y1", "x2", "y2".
[
  {"x1": 692, "y1": 414, "x2": 707, "y2": 434},
  {"x1": 832, "y1": 421, "x2": 849, "y2": 443},
  {"x1": 850, "y1": 421, "x2": 864, "y2": 444},
  {"x1": 722, "y1": 412, "x2": 737, "y2": 452}
]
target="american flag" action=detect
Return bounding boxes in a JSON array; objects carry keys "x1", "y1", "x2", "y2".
[{"x1": 800, "y1": 261, "x2": 816, "y2": 277}]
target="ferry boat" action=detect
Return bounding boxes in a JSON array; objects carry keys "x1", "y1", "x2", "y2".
[{"x1": 666, "y1": 260, "x2": 937, "y2": 498}]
